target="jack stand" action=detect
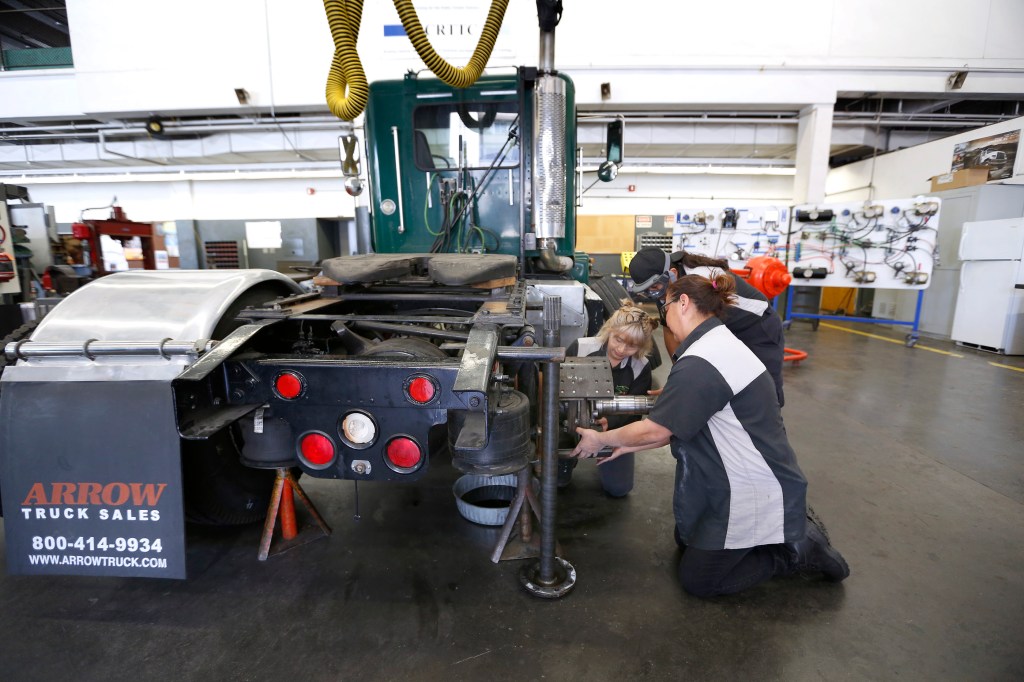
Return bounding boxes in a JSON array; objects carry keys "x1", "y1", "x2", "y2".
[
  {"x1": 258, "y1": 468, "x2": 332, "y2": 561},
  {"x1": 490, "y1": 467, "x2": 562, "y2": 562},
  {"x1": 519, "y1": 294, "x2": 576, "y2": 598},
  {"x1": 520, "y1": 556, "x2": 577, "y2": 599}
]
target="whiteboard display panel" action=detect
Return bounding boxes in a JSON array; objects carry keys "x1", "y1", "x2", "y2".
[
  {"x1": 672, "y1": 206, "x2": 790, "y2": 267},
  {"x1": 786, "y1": 198, "x2": 941, "y2": 289}
]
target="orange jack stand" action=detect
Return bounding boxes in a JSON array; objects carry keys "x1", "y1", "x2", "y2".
[{"x1": 258, "y1": 468, "x2": 332, "y2": 561}]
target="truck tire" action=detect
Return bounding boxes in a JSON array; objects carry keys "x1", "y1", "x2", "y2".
[
  {"x1": 359, "y1": 337, "x2": 450, "y2": 461},
  {"x1": 0, "y1": 321, "x2": 38, "y2": 369},
  {"x1": 588, "y1": 274, "x2": 662, "y2": 370},
  {"x1": 182, "y1": 280, "x2": 298, "y2": 526},
  {"x1": 358, "y1": 337, "x2": 447, "y2": 359},
  {"x1": 181, "y1": 426, "x2": 279, "y2": 526},
  {"x1": 0, "y1": 321, "x2": 39, "y2": 518}
]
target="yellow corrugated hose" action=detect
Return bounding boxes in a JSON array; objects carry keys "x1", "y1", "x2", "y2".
[
  {"x1": 323, "y1": 0, "x2": 368, "y2": 122},
  {"x1": 392, "y1": 0, "x2": 508, "y2": 89},
  {"x1": 323, "y1": 0, "x2": 508, "y2": 121}
]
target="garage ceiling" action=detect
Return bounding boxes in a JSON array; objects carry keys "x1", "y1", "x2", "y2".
[{"x1": 1, "y1": 1, "x2": 1022, "y2": 176}]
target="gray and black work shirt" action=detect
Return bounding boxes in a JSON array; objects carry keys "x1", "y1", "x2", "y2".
[
  {"x1": 656, "y1": 256, "x2": 786, "y2": 406},
  {"x1": 649, "y1": 317, "x2": 806, "y2": 550}
]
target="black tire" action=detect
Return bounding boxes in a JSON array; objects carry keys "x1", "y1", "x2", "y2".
[
  {"x1": 0, "y1": 321, "x2": 39, "y2": 518},
  {"x1": 358, "y1": 337, "x2": 447, "y2": 359},
  {"x1": 588, "y1": 274, "x2": 630, "y2": 325},
  {"x1": 182, "y1": 427, "x2": 281, "y2": 525},
  {"x1": 0, "y1": 321, "x2": 38, "y2": 374},
  {"x1": 182, "y1": 281, "x2": 297, "y2": 526},
  {"x1": 359, "y1": 336, "x2": 450, "y2": 460},
  {"x1": 588, "y1": 275, "x2": 663, "y2": 370}
]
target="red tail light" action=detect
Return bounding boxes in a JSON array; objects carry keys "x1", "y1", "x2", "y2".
[
  {"x1": 405, "y1": 375, "x2": 437, "y2": 404},
  {"x1": 385, "y1": 436, "x2": 423, "y2": 473},
  {"x1": 274, "y1": 371, "x2": 305, "y2": 400},
  {"x1": 299, "y1": 432, "x2": 335, "y2": 468}
]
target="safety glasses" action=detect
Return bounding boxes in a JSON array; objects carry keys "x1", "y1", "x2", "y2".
[{"x1": 627, "y1": 272, "x2": 671, "y2": 301}]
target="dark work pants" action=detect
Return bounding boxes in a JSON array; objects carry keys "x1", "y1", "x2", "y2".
[
  {"x1": 677, "y1": 544, "x2": 793, "y2": 598},
  {"x1": 598, "y1": 452, "x2": 635, "y2": 497}
]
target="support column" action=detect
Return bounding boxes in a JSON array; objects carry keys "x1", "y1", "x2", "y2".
[{"x1": 793, "y1": 103, "x2": 835, "y2": 205}]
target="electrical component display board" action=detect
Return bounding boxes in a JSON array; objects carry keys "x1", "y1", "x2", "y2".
[
  {"x1": 786, "y1": 198, "x2": 941, "y2": 289},
  {"x1": 672, "y1": 206, "x2": 790, "y2": 267}
]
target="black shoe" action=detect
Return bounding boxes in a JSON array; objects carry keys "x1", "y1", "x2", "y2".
[
  {"x1": 556, "y1": 457, "x2": 577, "y2": 489},
  {"x1": 789, "y1": 513, "x2": 850, "y2": 582},
  {"x1": 806, "y1": 504, "x2": 830, "y2": 543}
]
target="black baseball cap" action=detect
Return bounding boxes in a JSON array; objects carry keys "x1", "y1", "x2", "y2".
[{"x1": 627, "y1": 248, "x2": 673, "y2": 298}]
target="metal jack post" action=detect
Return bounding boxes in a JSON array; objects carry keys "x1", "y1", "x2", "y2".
[{"x1": 520, "y1": 294, "x2": 576, "y2": 598}]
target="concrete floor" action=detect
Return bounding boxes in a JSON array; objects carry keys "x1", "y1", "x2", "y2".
[{"x1": 1, "y1": 321, "x2": 1023, "y2": 681}]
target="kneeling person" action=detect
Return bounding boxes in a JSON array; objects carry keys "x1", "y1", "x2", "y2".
[
  {"x1": 571, "y1": 274, "x2": 849, "y2": 597},
  {"x1": 559, "y1": 300, "x2": 655, "y2": 497}
]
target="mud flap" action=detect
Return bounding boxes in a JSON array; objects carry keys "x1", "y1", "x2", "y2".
[{"x1": 0, "y1": 380, "x2": 186, "y2": 578}]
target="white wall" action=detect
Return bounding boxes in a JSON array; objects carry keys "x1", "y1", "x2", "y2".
[
  {"x1": 826, "y1": 115, "x2": 1024, "y2": 201},
  {"x1": 579, "y1": 172, "x2": 794, "y2": 215}
]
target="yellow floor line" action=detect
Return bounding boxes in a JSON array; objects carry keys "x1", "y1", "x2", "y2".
[
  {"x1": 989, "y1": 362, "x2": 1024, "y2": 373},
  {"x1": 818, "y1": 322, "x2": 964, "y2": 357}
]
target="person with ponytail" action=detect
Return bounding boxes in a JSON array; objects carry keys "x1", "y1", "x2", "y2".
[
  {"x1": 570, "y1": 273, "x2": 849, "y2": 598},
  {"x1": 627, "y1": 247, "x2": 786, "y2": 406},
  {"x1": 558, "y1": 299, "x2": 657, "y2": 496}
]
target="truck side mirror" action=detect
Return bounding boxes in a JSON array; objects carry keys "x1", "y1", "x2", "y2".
[
  {"x1": 599, "y1": 119, "x2": 623, "y2": 182},
  {"x1": 606, "y1": 120, "x2": 623, "y2": 165}
]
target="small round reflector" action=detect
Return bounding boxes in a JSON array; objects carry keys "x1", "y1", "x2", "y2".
[
  {"x1": 299, "y1": 432, "x2": 335, "y2": 467},
  {"x1": 275, "y1": 371, "x2": 305, "y2": 400},
  {"x1": 406, "y1": 376, "x2": 436, "y2": 404},
  {"x1": 341, "y1": 411, "x2": 376, "y2": 448},
  {"x1": 385, "y1": 436, "x2": 423, "y2": 472}
]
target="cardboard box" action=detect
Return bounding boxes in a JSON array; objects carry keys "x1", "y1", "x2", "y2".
[{"x1": 929, "y1": 167, "x2": 990, "y2": 192}]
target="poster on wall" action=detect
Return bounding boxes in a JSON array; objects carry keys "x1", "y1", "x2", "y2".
[
  {"x1": 951, "y1": 129, "x2": 1020, "y2": 180},
  {"x1": 363, "y1": 1, "x2": 519, "y2": 77}
]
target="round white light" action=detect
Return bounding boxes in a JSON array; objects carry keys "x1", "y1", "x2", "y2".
[{"x1": 342, "y1": 412, "x2": 376, "y2": 445}]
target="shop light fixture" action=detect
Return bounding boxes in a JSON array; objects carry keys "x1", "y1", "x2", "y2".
[
  {"x1": 9, "y1": 168, "x2": 343, "y2": 184},
  {"x1": 607, "y1": 165, "x2": 796, "y2": 176}
]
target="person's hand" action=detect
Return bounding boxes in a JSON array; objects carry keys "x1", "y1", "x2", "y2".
[
  {"x1": 647, "y1": 388, "x2": 663, "y2": 396},
  {"x1": 570, "y1": 427, "x2": 604, "y2": 459},
  {"x1": 595, "y1": 417, "x2": 609, "y2": 431}
]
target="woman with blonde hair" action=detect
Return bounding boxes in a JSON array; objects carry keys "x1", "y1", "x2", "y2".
[{"x1": 558, "y1": 299, "x2": 657, "y2": 496}]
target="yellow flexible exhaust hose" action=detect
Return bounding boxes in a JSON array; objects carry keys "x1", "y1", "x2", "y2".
[
  {"x1": 392, "y1": 0, "x2": 509, "y2": 89},
  {"x1": 323, "y1": 0, "x2": 368, "y2": 121}
]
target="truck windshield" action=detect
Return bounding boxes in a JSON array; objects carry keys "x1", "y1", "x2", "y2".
[{"x1": 412, "y1": 101, "x2": 519, "y2": 171}]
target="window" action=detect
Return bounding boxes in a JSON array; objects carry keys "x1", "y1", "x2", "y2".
[
  {"x1": 0, "y1": 1, "x2": 73, "y2": 71},
  {"x1": 412, "y1": 101, "x2": 519, "y2": 171}
]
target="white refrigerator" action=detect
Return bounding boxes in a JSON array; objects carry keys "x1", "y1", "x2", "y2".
[{"x1": 951, "y1": 218, "x2": 1024, "y2": 354}]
